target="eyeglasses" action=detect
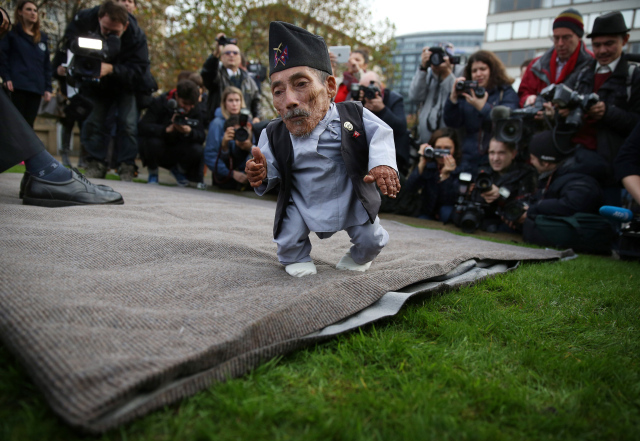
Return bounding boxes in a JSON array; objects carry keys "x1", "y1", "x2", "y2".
[{"x1": 224, "y1": 51, "x2": 239, "y2": 56}]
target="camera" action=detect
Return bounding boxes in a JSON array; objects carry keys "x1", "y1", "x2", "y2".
[
  {"x1": 421, "y1": 146, "x2": 450, "y2": 159},
  {"x1": 491, "y1": 99, "x2": 543, "y2": 144},
  {"x1": 350, "y1": 81, "x2": 381, "y2": 102},
  {"x1": 455, "y1": 80, "x2": 485, "y2": 98},
  {"x1": 234, "y1": 109, "x2": 252, "y2": 142},
  {"x1": 453, "y1": 172, "x2": 488, "y2": 233},
  {"x1": 68, "y1": 35, "x2": 121, "y2": 82},
  {"x1": 475, "y1": 167, "x2": 493, "y2": 192},
  {"x1": 423, "y1": 47, "x2": 461, "y2": 69},
  {"x1": 217, "y1": 35, "x2": 238, "y2": 46},
  {"x1": 167, "y1": 99, "x2": 199, "y2": 127},
  {"x1": 541, "y1": 84, "x2": 599, "y2": 129},
  {"x1": 496, "y1": 193, "x2": 528, "y2": 222}
]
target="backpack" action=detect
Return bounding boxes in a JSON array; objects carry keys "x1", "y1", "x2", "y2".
[{"x1": 532, "y1": 213, "x2": 614, "y2": 255}]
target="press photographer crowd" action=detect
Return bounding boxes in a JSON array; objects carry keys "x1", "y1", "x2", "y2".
[{"x1": 1, "y1": 2, "x2": 639, "y2": 257}]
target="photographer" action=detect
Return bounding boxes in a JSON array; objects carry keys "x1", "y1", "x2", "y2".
[
  {"x1": 356, "y1": 71, "x2": 410, "y2": 175},
  {"x1": 444, "y1": 50, "x2": 519, "y2": 175},
  {"x1": 138, "y1": 80, "x2": 206, "y2": 187},
  {"x1": 409, "y1": 44, "x2": 458, "y2": 144},
  {"x1": 204, "y1": 87, "x2": 254, "y2": 189},
  {"x1": 518, "y1": 8, "x2": 593, "y2": 108},
  {"x1": 405, "y1": 128, "x2": 460, "y2": 222},
  {"x1": 0, "y1": 1, "x2": 53, "y2": 127},
  {"x1": 335, "y1": 49, "x2": 369, "y2": 103},
  {"x1": 517, "y1": 132, "x2": 611, "y2": 251},
  {"x1": 200, "y1": 32, "x2": 261, "y2": 124},
  {"x1": 566, "y1": 11, "x2": 640, "y2": 206},
  {"x1": 61, "y1": 0, "x2": 149, "y2": 181},
  {"x1": 477, "y1": 138, "x2": 537, "y2": 232}
]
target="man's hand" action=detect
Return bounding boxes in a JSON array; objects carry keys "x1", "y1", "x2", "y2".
[
  {"x1": 173, "y1": 123, "x2": 192, "y2": 135},
  {"x1": 246, "y1": 146, "x2": 267, "y2": 187},
  {"x1": 100, "y1": 63, "x2": 113, "y2": 78},
  {"x1": 213, "y1": 32, "x2": 225, "y2": 57},
  {"x1": 421, "y1": 47, "x2": 432, "y2": 70},
  {"x1": 587, "y1": 101, "x2": 606, "y2": 120},
  {"x1": 5, "y1": 80, "x2": 13, "y2": 92},
  {"x1": 364, "y1": 92, "x2": 385, "y2": 113},
  {"x1": 56, "y1": 65, "x2": 67, "y2": 76},
  {"x1": 480, "y1": 184, "x2": 500, "y2": 204},
  {"x1": 364, "y1": 165, "x2": 400, "y2": 198},
  {"x1": 524, "y1": 95, "x2": 537, "y2": 107}
]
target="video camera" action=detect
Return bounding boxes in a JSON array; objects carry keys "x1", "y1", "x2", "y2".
[
  {"x1": 68, "y1": 35, "x2": 121, "y2": 82},
  {"x1": 350, "y1": 81, "x2": 381, "y2": 102},
  {"x1": 491, "y1": 98, "x2": 543, "y2": 144},
  {"x1": 234, "y1": 109, "x2": 252, "y2": 142},
  {"x1": 167, "y1": 99, "x2": 199, "y2": 127},
  {"x1": 420, "y1": 145, "x2": 450, "y2": 159},
  {"x1": 455, "y1": 80, "x2": 485, "y2": 99},
  {"x1": 217, "y1": 35, "x2": 238, "y2": 46}
]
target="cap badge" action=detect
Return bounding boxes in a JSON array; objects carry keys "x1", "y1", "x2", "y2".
[
  {"x1": 273, "y1": 43, "x2": 289, "y2": 68},
  {"x1": 343, "y1": 122, "x2": 354, "y2": 131}
]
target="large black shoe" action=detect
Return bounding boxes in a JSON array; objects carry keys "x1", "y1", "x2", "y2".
[
  {"x1": 23, "y1": 170, "x2": 124, "y2": 207},
  {"x1": 19, "y1": 169, "x2": 115, "y2": 199}
]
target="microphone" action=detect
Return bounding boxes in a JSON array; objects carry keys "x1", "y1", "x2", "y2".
[
  {"x1": 490, "y1": 105, "x2": 511, "y2": 122},
  {"x1": 599, "y1": 206, "x2": 634, "y2": 222},
  {"x1": 167, "y1": 99, "x2": 177, "y2": 110}
]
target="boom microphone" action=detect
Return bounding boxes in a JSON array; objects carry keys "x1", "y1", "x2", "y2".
[
  {"x1": 490, "y1": 105, "x2": 511, "y2": 122},
  {"x1": 599, "y1": 206, "x2": 634, "y2": 222}
]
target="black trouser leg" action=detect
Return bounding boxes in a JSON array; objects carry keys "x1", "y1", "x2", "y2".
[{"x1": 10, "y1": 89, "x2": 42, "y2": 128}]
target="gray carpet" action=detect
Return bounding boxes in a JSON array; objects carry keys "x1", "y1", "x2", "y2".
[{"x1": 0, "y1": 173, "x2": 569, "y2": 433}]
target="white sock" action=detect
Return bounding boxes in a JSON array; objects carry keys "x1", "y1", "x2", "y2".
[
  {"x1": 336, "y1": 252, "x2": 372, "y2": 272},
  {"x1": 285, "y1": 261, "x2": 317, "y2": 277}
]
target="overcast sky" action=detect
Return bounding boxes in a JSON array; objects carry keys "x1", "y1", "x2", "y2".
[{"x1": 369, "y1": 0, "x2": 490, "y2": 36}]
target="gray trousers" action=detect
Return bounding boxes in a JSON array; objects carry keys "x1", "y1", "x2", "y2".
[{"x1": 275, "y1": 202, "x2": 389, "y2": 265}]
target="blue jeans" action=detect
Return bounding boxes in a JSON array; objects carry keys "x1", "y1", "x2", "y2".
[{"x1": 82, "y1": 93, "x2": 138, "y2": 165}]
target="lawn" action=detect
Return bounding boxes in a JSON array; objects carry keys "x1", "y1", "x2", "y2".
[{"x1": 1, "y1": 170, "x2": 639, "y2": 440}]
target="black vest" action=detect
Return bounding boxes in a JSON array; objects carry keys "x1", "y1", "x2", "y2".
[{"x1": 265, "y1": 101, "x2": 381, "y2": 239}]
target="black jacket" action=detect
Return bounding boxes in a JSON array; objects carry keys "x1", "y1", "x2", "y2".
[
  {"x1": 614, "y1": 121, "x2": 640, "y2": 182},
  {"x1": 527, "y1": 148, "x2": 606, "y2": 220},
  {"x1": 138, "y1": 93, "x2": 206, "y2": 146},
  {"x1": 569, "y1": 54, "x2": 640, "y2": 178},
  {"x1": 368, "y1": 89, "x2": 410, "y2": 174},
  {"x1": 0, "y1": 23, "x2": 52, "y2": 95},
  {"x1": 63, "y1": 7, "x2": 149, "y2": 95},
  {"x1": 405, "y1": 162, "x2": 460, "y2": 219}
]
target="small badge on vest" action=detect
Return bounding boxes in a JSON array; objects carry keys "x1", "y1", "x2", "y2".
[
  {"x1": 343, "y1": 121, "x2": 353, "y2": 132},
  {"x1": 353, "y1": 131, "x2": 361, "y2": 138}
]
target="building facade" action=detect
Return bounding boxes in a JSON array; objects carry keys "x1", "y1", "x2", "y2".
[
  {"x1": 483, "y1": 0, "x2": 640, "y2": 80},
  {"x1": 388, "y1": 30, "x2": 484, "y2": 114}
]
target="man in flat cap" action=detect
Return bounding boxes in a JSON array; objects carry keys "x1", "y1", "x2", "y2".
[
  {"x1": 245, "y1": 21, "x2": 400, "y2": 277},
  {"x1": 567, "y1": 11, "x2": 640, "y2": 206},
  {"x1": 518, "y1": 8, "x2": 593, "y2": 108}
]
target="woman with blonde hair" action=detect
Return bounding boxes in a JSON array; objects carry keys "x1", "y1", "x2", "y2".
[
  {"x1": 0, "y1": 0, "x2": 52, "y2": 127},
  {"x1": 204, "y1": 86, "x2": 255, "y2": 189}
]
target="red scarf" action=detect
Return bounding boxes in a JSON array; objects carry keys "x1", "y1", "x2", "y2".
[{"x1": 549, "y1": 42, "x2": 583, "y2": 84}]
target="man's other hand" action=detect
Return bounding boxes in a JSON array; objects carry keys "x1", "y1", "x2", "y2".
[
  {"x1": 174, "y1": 123, "x2": 192, "y2": 135},
  {"x1": 480, "y1": 184, "x2": 500, "y2": 204},
  {"x1": 100, "y1": 63, "x2": 113, "y2": 78},
  {"x1": 524, "y1": 95, "x2": 537, "y2": 107},
  {"x1": 364, "y1": 165, "x2": 400, "y2": 198},
  {"x1": 587, "y1": 101, "x2": 606, "y2": 120},
  {"x1": 246, "y1": 146, "x2": 267, "y2": 187},
  {"x1": 364, "y1": 92, "x2": 385, "y2": 113}
]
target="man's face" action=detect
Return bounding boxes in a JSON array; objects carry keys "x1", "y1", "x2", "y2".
[
  {"x1": 488, "y1": 140, "x2": 516, "y2": 173},
  {"x1": 348, "y1": 52, "x2": 366, "y2": 74},
  {"x1": 592, "y1": 34, "x2": 629, "y2": 66},
  {"x1": 529, "y1": 154, "x2": 553, "y2": 174},
  {"x1": 116, "y1": 0, "x2": 136, "y2": 14},
  {"x1": 98, "y1": 15, "x2": 128, "y2": 38},
  {"x1": 270, "y1": 66, "x2": 337, "y2": 137},
  {"x1": 552, "y1": 28, "x2": 580, "y2": 61},
  {"x1": 177, "y1": 97, "x2": 195, "y2": 114},
  {"x1": 221, "y1": 44, "x2": 241, "y2": 70}
]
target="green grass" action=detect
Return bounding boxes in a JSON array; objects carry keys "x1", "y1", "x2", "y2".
[{"x1": 1, "y1": 255, "x2": 639, "y2": 440}]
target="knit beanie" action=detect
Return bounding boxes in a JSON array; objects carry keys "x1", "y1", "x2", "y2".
[
  {"x1": 529, "y1": 131, "x2": 571, "y2": 163},
  {"x1": 553, "y1": 8, "x2": 584, "y2": 38}
]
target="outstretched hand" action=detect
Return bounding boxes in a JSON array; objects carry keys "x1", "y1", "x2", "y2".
[
  {"x1": 245, "y1": 146, "x2": 267, "y2": 188},
  {"x1": 364, "y1": 165, "x2": 400, "y2": 198}
]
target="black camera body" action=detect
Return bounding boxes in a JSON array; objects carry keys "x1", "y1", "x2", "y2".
[
  {"x1": 217, "y1": 36, "x2": 238, "y2": 46},
  {"x1": 350, "y1": 81, "x2": 381, "y2": 102},
  {"x1": 424, "y1": 47, "x2": 461, "y2": 68},
  {"x1": 492, "y1": 98, "x2": 543, "y2": 144},
  {"x1": 455, "y1": 80, "x2": 486, "y2": 98},
  {"x1": 497, "y1": 199, "x2": 528, "y2": 222},
  {"x1": 234, "y1": 109, "x2": 252, "y2": 143},
  {"x1": 68, "y1": 34, "x2": 120, "y2": 82},
  {"x1": 475, "y1": 167, "x2": 493, "y2": 193},
  {"x1": 453, "y1": 172, "x2": 488, "y2": 233},
  {"x1": 421, "y1": 146, "x2": 450, "y2": 159},
  {"x1": 541, "y1": 84, "x2": 599, "y2": 129},
  {"x1": 174, "y1": 112, "x2": 199, "y2": 127}
]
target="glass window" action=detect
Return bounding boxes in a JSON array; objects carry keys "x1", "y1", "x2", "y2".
[
  {"x1": 572, "y1": 0, "x2": 591, "y2": 3},
  {"x1": 635, "y1": 9, "x2": 640, "y2": 29},
  {"x1": 405, "y1": 55, "x2": 417, "y2": 62},
  {"x1": 586, "y1": 13, "x2": 602, "y2": 35},
  {"x1": 529, "y1": 19, "x2": 540, "y2": 38},
  {"x1": 539, "y1": 18, "x2": 550, "y2": 37},
  {"x1": 552, "y1": 0, "x2": 570, "y2": 5},
  {"x1": 510, "y1": 50, "x2": 529, "y2": 67},
  {"x1": 513, "y1": 21, "x2": 530, "y2": 39},
  {"x1": 495, "y1": 51, "x2": 509, "y2": 66},
  {"x1": 496, "y1": 22, "x2": 512, "y2": 40},
  {"x1": 486, "y1": 24, "x2": 497, "y2": 42},
  {"x1": 620, "y1": 10, "x2": 634, "y2": 30}
]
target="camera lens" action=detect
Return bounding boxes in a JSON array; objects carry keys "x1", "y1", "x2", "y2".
[{"x1": 234, "y1": 127, "x2": 249, "y2": 143}]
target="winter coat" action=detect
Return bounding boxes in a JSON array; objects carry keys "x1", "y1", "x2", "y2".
[{"x1": 0, "y1": 23, "x2": 52, "y2": 95}]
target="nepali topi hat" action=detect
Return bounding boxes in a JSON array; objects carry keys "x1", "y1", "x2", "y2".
[{"x1": 269, "y1": 21, "x2": 332, "y2": 77}]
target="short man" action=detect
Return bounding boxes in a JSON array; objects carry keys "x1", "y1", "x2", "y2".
[
  {"x1": 138, "y1": 80, "x2": 206, "y2": 187},
  {"x1": 0, "y1": 5, "x2": 123, "y2": 207},
  {"x1": 518, "y1": 8, "x2": 593, "y2": 108},
  {"x1": 335, "y1": 48, "x2": 369, "y2": 103},
  {"x1": 567, "y1": 11, "x2": 640, "y2": 205},
  {"x1": 358, "y1": 71, "x2": 410, "y2": 174},
  {"x1": 245, "y1": 22, "x2": 400, "y2": 277},
  {"x1": 62, "y1": 0, "x2": 150, "y2": 181},
  {"x1": 512, "y1": 132, "x2": 606, "y2": 245},
  {"x1": 477, "y1": 138, "x2": 536, "y2": 232},
  {"x1": 409, "y1": 44, "x2": 458, "y2": 144},
  {"x1": 201, "y1": 33, "x2": 261, "y2": 124}
]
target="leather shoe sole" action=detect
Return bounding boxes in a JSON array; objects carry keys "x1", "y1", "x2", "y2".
[{"x1": 23, "y1": 170, "x2": 124, "y2": 207}]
